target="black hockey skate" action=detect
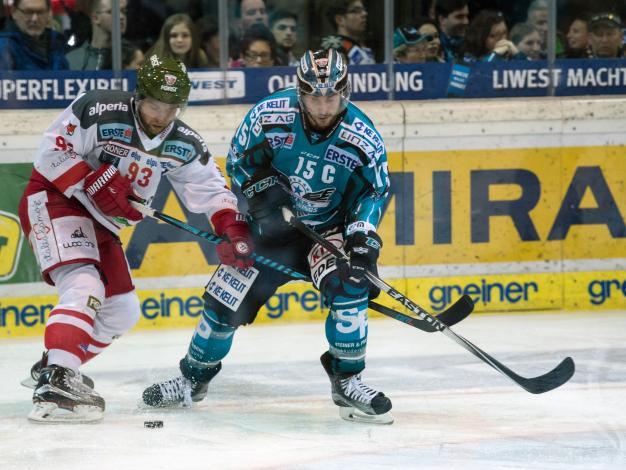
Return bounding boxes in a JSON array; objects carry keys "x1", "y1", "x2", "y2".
[
  {"x1": 21, "y1": 351, "x2": 95, "y2": 390},
  {"x1": 28, "y1": 364, "x2": 105, "y2": 423},
  {"x1": 142, "y1": 358, "x2": 222, "y2": 407},
  {"x1": 321, "y1": 351, "x2": 393, "y2": 424}
]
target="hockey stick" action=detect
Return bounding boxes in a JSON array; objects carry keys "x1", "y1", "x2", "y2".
[
  {"x1": 282, "y1": 207, "x2": 575, "y2": 394},
  {"x1": 130, "y1": 203, "x2": 469, "y2": 330},
  {"x1": 131, "y1": 202, "x2": 309, "y2": 281}
]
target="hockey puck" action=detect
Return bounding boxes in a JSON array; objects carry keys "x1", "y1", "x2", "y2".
[{"x1": 144, "y1": 420, "x2": 163, "y2": 428}]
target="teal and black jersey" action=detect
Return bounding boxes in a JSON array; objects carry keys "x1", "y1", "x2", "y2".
[{"x1": 227, "y1": 87, "x2": 390, "y2": 235}]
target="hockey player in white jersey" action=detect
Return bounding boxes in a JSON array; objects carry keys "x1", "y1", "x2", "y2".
[
  {"x1": 18, "y1": 54, "x2": 254, "y2": 423},
  {"x1": 142, "y1": 49, "x2": 393, "y2": 424}
]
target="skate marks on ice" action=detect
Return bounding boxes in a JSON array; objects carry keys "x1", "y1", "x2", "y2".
[{"x1": 0, "y1": 317, "x2": 625, "y2": 470}]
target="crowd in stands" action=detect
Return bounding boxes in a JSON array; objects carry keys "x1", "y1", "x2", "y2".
[{"x1": 0, "y1": 0, "x2": 625, "y2": 71}]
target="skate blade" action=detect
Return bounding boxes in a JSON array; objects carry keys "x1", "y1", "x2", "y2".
[
  {"x1": 20, "y1": 377, "x2": 37, "y2": 389},
  {"x1": 28, "y1": 402, "x2": 103, "y2": 424},
  {"x1": 339, "y1": 406, "x2": 394, "y2": 425}
]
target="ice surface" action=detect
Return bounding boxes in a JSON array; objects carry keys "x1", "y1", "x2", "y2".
[{"x1": 1, "y1": 311, "x2": 625, "y2": 470}]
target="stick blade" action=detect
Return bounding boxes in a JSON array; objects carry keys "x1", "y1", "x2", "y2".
[
  {"x1": 436, "y1": 295, "x2": 474, "y2": 327},
  {"x1": 518, "y1": 356, "x2": 576, "y2": 394}
]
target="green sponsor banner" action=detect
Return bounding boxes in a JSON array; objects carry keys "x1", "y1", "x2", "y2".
[{"x1": 0, "y1": 163, "x2": 40, "y2": 284}]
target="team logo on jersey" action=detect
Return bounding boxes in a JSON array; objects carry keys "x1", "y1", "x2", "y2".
[
  {"x1": 289, "y1": 176, "x2": 335, "y2": 214},
  {"x1": 65, "y1": 123, "x2": 77, "y2": 136},
  {"x1": 100, "y1": 123, "x2": 133, "y2": 143}
]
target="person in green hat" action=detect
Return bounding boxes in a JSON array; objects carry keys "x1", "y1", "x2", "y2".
[
  {"x1": 17, "y1": 53, "x2": 254, "y2": 424},
  {"x1": 393, "y1": 26, "x2": 433, "y2": 63}
]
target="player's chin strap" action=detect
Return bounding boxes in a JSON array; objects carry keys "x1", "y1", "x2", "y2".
[
  {"x1": 129, "y1": 201, "x2": 435, "y2": 327},
  {"x1": 281, "y1": 207, "x2": 576, "y2": 395}
]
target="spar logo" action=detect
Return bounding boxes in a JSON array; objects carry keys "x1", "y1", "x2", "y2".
[{"x1": 0, "y1": 210, "x2": 24, "y2": 281}]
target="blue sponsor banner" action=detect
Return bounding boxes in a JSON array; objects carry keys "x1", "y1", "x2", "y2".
[{"x1": 0, "y1": 60, "x2": 625, "y2": 109}]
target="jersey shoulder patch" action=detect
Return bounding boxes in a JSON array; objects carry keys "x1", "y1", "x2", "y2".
[
  {"x1": 165, "y1": 121, "x2": 210, "y2": 164},
  {"x1": 337, "y1": 105, "x2": 385, "y2": 162},
  {"x1": 248, "y1": 88, "x2": 298, "y2": 121},
  {"x1": 73, "y1": 90, "x2": 134, "y2": 128}
]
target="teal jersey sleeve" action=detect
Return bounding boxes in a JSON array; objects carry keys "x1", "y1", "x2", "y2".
[{"x1": 338, "y1": 110, "x2": 390, "y2": 235}]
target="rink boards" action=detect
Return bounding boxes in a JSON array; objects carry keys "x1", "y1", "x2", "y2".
[
  {"x1": 0, "y1": 98, "x2": 624, "y2": 337},
  {"x1": 0, "y1": 270, "x2": 624, "y2": 337}
]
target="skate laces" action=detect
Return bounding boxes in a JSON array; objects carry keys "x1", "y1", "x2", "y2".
[
  {"x1": 339, "y1": 374, "x2": 379, "y2": 404},
  {"x1": 159, "y1": 376, "x2": 193, "y2": 406}
]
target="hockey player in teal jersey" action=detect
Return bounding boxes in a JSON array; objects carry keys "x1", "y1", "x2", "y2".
[{"x1": 142, "y1": 48, "x2": 393, "y2": 423}]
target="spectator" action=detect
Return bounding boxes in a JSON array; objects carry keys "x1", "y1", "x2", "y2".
[
  {"x1": 436, "y1": 0, "x2": 470, "y2": 62},
  {"x1": 510, "y1": 23, "x2": 542, "y2": 60},
  {"x1": 121, "y1": 39, "x2": 144, "y2": 69},
  {"x1": 196, "y1": 15, "x2": 220, "y2": 67},
  {"x1": 232, "y1": 23, "x2": 276, "y2": 67},
  {"x1": 563, "y1": 13, "x2": 590, "y2": 58},
  {"x1": 239, "y1": 0, "x2": 268, "y2": 31},
  {"x1": 413, "y1": 16, "x2": 444, "y2": 62},
  {"x1": 526, "y1": 0, "x2": 548, "y2": 55},
  {"x1": 270, "y1": 10, "x2": 298, "y2": 66},
  {"x1": 0, "y1": 0, "x2": 68, "y2": 69},
  {"x1": 462, "y1": 10, "x2": 524, "y2": 63},
  {"x1": 393, "y1": 26, "x2": 429, "y2": 64},
  {"x1": 65, "y1": 0, "x2": 127, "y2": 70},
  {"x1": 321, "y1": 0, "x2": 375, "y2": 65},
  {"x1": 229, "y1": 0, "x2": 269, "y2": 64},
  {"x1": 588, "y1": 12, "x2": 623, "y2": 58},
  {"x1": 148, "y1": 13, "x2": 209, "y2": 69}
]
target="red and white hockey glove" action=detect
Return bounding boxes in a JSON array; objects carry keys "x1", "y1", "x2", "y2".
[
  {"x1": 211, "y1": 209, "x2": 255, "y2": 269},
  {"x1": 84, "y1": 164, "x2": 143, "y2": 221}
]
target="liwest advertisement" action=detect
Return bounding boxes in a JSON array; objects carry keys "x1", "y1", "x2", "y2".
[
  {"x1": 0, "y1": 146, "x2": 624, "y2": 337},
  {"x1": 2, "y1": 60, "x2": 626, "y2": 109}
]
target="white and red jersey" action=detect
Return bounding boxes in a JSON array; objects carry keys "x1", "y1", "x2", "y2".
[{"x1": 28, "y1": 89, "x2": 238, "y2": 234}]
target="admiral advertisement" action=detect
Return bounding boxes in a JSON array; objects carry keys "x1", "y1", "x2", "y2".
[
  {"x1": 2, "y1": 60, "x2": 626, "y2": 108},
  {"x1": 1, "y1": 143, "x2": 624, "y2": 337}
]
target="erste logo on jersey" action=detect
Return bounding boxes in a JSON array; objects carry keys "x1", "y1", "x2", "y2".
[
  {"x1": 100, "y1": 123, "x2": 133, "y2": 143},
  {"x1": 162, "y1": 140, "x2": 195, "y2": 162},
  {"x1": 324, "y1": 145, "x2": 361, "y2": 171},
  {"x1": 266, "y1": 132, "x2": 295, "y2": 149}
]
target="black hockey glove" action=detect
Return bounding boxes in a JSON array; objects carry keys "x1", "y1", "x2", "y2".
[
  {"x1": 338, "y1": 230, "x2": 382, "y2": 292},
  {"x1": 241, "y1": 168, "x2": 296, "y2": 239}
]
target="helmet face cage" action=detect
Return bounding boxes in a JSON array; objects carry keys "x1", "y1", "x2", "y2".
[
  {"x1": 136, "y1": 54, "x2": 191, "y2": 108},
  {"x1": 297, "y1": 49, "x2": 350, "y2": 116}
]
